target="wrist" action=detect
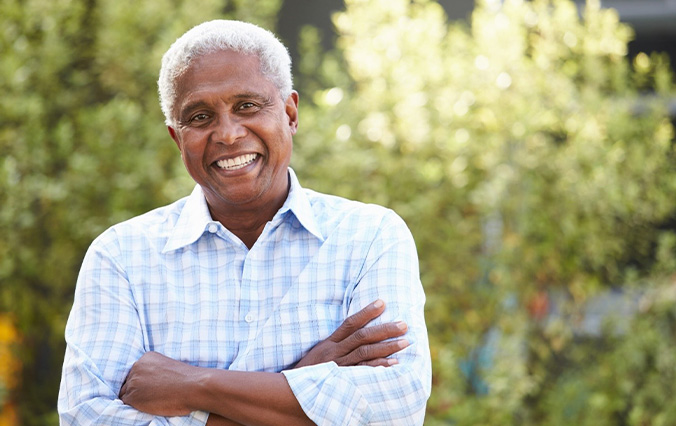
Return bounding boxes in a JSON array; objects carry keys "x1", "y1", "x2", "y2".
[{"x1": 185, "y1": 365, "x2": 216, "y2": 413}]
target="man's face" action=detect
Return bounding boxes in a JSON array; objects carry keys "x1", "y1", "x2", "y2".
[{"x1": 168, "y1": 50, "x2": 298, "y2": 214}]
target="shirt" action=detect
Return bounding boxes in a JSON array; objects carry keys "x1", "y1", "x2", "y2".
[{"x1": 58, "y1": 168, "x2": 432, "y2": 425}]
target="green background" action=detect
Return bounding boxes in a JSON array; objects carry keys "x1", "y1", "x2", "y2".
[{"x1": 1, "y1": 0, "x2": 675, "y2": 424}]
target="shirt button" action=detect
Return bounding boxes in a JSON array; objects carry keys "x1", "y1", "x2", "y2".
[
  {"x1": 244, "y1": 313, "x2": 255, "y2": 323},
  {"x1": 207, "y1": 223, "x2": 218, "y2": 233}
]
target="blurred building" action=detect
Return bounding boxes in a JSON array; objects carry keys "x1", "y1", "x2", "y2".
[
  {"x1": 278, "y1": 0, "x2": 676, "y2": 119},
  {"x1": 583, "y1": 0, "x2": 676, "y2": 118},
  {"x1": 278, "y1": 0, "x2": 676, "y2": 71},
  {"x1": 588, "y1": 0, "x2": 676, "y2": 61}
]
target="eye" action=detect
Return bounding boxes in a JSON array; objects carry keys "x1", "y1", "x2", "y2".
[
  {"x1": 183, "y1": 113, "x2": 212, "y2": 127},
  {"x1": 237, "y1": 102, "x2": 258, "y2": 112},
  {"x1": 191, "y1": 113, "x2": 210, "y2": 122}
]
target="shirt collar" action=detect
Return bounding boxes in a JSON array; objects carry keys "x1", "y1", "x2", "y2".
[
  {"x1": 162, "y1": 184, "x2": 215, "y2": 253},
  {"x1": 277, "y1": 168, "x2": 324, "y2": 242},
  {"x1": 162, "y1": 168, "x2": 324, "y2": 253}
]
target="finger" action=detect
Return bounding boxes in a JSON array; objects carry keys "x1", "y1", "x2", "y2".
[
  {"x1": 119, "y1": 380, "x2": 128, "y2": 399},
  {"x1": 339, "y1": 338, "x2": 409, "y2": 366},
  {"x1": 329, "y1": 299, "x2": 386, "y2": 342},
  {"x1": 358, "y1": 358, "x2": 399, "y2": 367},
  {"x1": 340, "y1": 320, "x2": 408, "y2": 351}
]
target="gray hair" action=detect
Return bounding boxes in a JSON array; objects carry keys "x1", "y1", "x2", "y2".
[{"x1": 158, "y1": 20, "x2": 293, "y2": 126}]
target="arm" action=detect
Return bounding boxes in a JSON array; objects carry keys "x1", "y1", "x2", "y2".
[
  {"x1": 119, "y1": 300, "x2": 409, "y2": 424},
  {"x1": 120, "y1": 352, "x2": 310, "y2": 425},
  {"x1": 121, "y1": 210, "x2": 431, "y2": 425},
  {"x1": 281, "y1": 211, "x2": 432, "y2": 425},
  {"x1": 58, "y1": 238, "x2": 208, "y2": 425}
]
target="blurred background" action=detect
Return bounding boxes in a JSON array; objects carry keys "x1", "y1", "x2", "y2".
[{"x1": 1, "y1": 0, "x2": 676, "y2": 424}]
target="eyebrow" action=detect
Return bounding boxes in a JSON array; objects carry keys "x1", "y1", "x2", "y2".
[
  {"x1": 232, "y1": 92, "x2": 273, "y2": 104},
  {"x1": 179, "y1": 92, "x2": 273, "y2": 118},
  {"x1": 178, "y1": 100, "x2": 210, "y2": 119}
]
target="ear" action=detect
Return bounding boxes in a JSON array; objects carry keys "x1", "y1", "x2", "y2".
[
  {"x1": 168, "y1": 126, "x2": 181, "y2": 150},
  {"x1": 285, "y1": 91, "x2": 299, "y2": 135}
]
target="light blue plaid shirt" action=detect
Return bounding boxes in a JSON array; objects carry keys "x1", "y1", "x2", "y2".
[{"x1": 59, "y1": 168, "x2": 431, "y2": 425}]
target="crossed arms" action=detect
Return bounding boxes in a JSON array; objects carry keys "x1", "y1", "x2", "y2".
[
  {"x1": 58, "y1": 210, "x2": 431, "y2": 425},
  {"x1": 118, "y1": 301, "x2": 409, "y2": 425}
]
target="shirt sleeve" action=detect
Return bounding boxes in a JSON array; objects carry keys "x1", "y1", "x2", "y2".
[
  {"x1": 57, "y1": 233, "x2": 209, "y2": 425},
  {"x1": 282, "y1": 210, "x2": 432, "y2": 425}
]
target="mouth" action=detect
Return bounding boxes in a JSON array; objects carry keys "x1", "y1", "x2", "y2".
[{"x1": 215, "y1": 153, "x2": 259, "y2": 171}]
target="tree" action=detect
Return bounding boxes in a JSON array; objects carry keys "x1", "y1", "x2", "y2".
[
  {"x1": 0, "y1": 0, "x2": 281, "y2": 423},
  {"x1": 292, "y1": 0, "x2": 676, "y2": 423},
  {"x1": 3, "y1": 0, "x2": 675, "y2": 423}
]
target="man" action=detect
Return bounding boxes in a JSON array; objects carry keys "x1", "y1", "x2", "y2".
[{"x1": 58, "y1": 20, "x2": 431, "y2": 425}]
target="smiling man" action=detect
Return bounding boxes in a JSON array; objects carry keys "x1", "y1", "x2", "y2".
[
  {"x1": 58, "y1": 20, "x2": 431, "y2": 425},
  {"x1": 169, "y1": 49, "x2": 296, "y2": 249}
]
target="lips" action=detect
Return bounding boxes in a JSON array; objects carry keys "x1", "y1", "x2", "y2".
[{"x1": 215, "y1": 153, "x2": 258, "y2": 171}]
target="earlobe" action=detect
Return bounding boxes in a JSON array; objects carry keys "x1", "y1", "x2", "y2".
[
  {"x1": 286, "y1": 91, "x2": 299, "y2": 135},
  {"x1": 168, "y1": 126, "x2": 181, "y2": 150}
]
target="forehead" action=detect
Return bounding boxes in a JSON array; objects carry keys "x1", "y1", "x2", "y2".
[{"x1": 175, "y1": 50, "x2": 276, "y2": 108}]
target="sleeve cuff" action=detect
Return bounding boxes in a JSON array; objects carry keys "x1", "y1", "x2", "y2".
[{"x1": 282, "y1": 362, "x2": 374, "y2": 425}]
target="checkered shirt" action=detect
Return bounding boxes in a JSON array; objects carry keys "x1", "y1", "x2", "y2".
[{"x1": 58, "y1": 168, "x2": 431, "y2": 425}]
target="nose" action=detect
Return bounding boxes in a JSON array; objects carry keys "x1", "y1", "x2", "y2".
[{"x1": 211, "y1": 113, "x2": 247, "y2": 145}]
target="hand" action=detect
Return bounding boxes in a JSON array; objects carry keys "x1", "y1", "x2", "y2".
[
  {"x1": 119, "y1": 351, "x2": 199, "y2": 416},
  {"x1": 294, "y1": 299, "x2": 409, "y2": 369}
]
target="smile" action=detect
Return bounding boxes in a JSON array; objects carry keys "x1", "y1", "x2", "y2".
[{"x1": 216, "y1": 153, "x2": 258, "y2": 171}]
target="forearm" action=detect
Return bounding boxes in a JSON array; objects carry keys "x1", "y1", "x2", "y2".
[
  {"x1": 192, "y1": 370, "x2": 313, "y2": 426},
  {"x1": 206, "y1": 414, "x2": 244, "y2": 426}
]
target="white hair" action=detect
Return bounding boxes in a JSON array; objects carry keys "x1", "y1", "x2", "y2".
[{"x1": 158, "y1": 20, "x2": 293, "y2": 126}]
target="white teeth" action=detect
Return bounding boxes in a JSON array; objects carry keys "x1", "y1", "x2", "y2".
[{"x1": 216, "y1": 153, "x2": 258, "y2": 170}]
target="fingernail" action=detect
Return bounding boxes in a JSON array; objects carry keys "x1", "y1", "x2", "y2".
[
  {"x1": 373, "y1": 299, "x2": 384, "y2": 308},
  {"x1": 398, "y1": 339, "x2": 410, "y2": 349},
  {"x1": 396, "y1": 321, "x2": 407, "y2": 331},
  {"x1": 387, "y1": 358, "x2": 399, "y2": 365}
]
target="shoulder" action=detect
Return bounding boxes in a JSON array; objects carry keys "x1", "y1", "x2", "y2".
[
  {"x1": 89, "y1": 196, "x2": 188, "y2": 256},
  {"x1": 304, "y1": 188, "x2": 389, "y2": 221},
  {"x1": 303, "y1": 188, "x2": 411, "y2": 241}
]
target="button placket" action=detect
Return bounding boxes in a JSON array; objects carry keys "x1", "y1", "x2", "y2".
[{"x1": 241, "y1": 250, "x2": 258, "y2": 329}]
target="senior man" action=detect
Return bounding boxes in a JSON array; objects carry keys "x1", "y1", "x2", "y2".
[{"x1": 58, "y1": 20, "x2": 431, "y2": 425}]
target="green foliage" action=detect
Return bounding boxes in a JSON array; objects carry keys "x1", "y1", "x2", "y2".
[
  {"x1": 2, "y1": 0, "x2": 676, "y2": 423},
  {"x1": 292, "y1": 0, "x2": 676, "y2": 424},
  {"x1": 535, "y1": 283, "x2": 676, "y2": 425},
  {"x1": 0, "y1": 0, "x2": 280, "y2": 424}
]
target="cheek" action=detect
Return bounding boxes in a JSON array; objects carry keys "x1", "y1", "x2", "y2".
[
  {"x1": 178, "y1": 144, "x2": 206, "y2": 173},
  {"x1": 177, "y1": 135, "x2": 205, "y2": 160},
  {"x1": 270, "y1": 135, "x2": 292, "y2": 161}
]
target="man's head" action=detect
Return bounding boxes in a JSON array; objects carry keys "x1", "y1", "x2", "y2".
[
  {"x1": 159, "y1": 20, "x2": 293, "y2": 127},
  {"x1": 161, "y1": 21, "x2": 299, "y2": 224}
]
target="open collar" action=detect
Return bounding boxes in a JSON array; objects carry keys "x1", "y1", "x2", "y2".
[
  {"x1": 162, "y1": 168, "x2": 324, "y2": 253},
  {"x1": 275, "y1": 168, "x2": 324, "y2": 242}
]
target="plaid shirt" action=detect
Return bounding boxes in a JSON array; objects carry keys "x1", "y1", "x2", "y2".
[{"x1": 58, "y1": 168, "x2": 431, "y2": 425}]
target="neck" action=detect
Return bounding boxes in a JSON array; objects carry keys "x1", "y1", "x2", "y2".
[
  {"x1": 210, "y1": 205, "x2": 279, "y2": 249},
  {"x1": 207, "y1": 180, "x2": 290, "y2": 250}
]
